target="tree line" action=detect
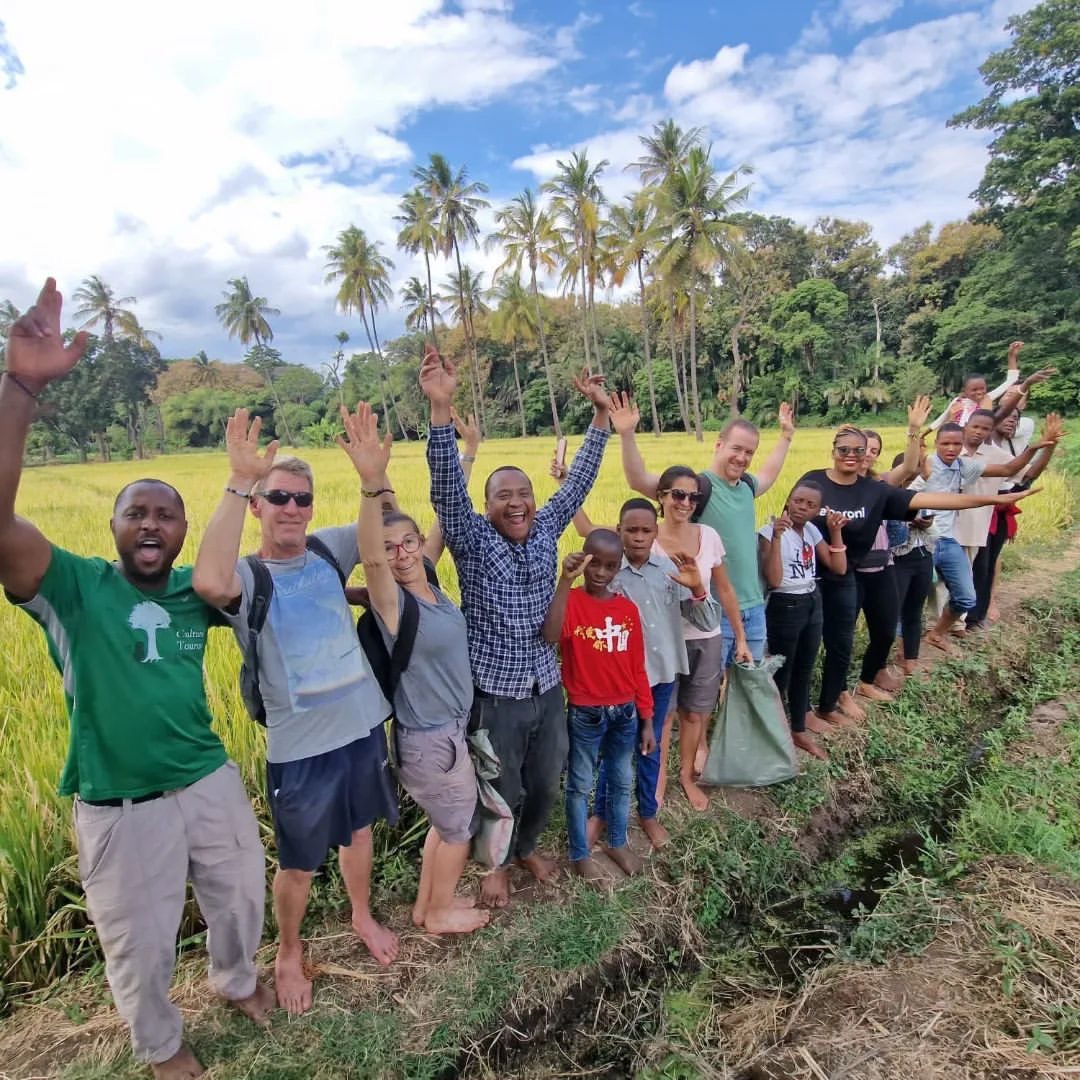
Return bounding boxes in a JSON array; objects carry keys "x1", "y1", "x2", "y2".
[{"x1": 1, "y1": 0, "x2": 1075, "y2": 460}]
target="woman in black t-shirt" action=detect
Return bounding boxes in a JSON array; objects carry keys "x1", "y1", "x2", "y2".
[{"x1": 799, "y1": 426, "x2": 1039, "y2": 728}]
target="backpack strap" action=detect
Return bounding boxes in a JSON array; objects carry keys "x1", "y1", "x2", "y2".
[
  {"x1": 305, "y1": 534, "x2": 347, "y2": 589},
  {"x1": 388, "y1": 588, "x2": 421, "y2": 693},
  {"x1": 242, "y1": 554, "x2": 274, "y2": 725},
  {"x1": 422, "y1": 555, "x2": 441, "y2": 591}
]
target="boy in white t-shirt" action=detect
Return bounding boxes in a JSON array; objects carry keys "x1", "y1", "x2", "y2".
[{"x1": 758, "y1": 481, "x2": 847, "y2": 759}]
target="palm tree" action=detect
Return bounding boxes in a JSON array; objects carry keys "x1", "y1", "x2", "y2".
[
  {"x1": 413, "y1": 153, "x2": 490, "y2": 434},
  {"x1": 655, "y1": 148, "x2": 750, "y2": 440},
  {"x1": 440, "y1": 267, "x2": 490, "y2": 337},
  {"x1": 73, "y1": 275, "x2": 137, "y2": 340},
  {"x1": 401, "y1": 276, "x2": 440, "y2": 339},
  {"x1": 191, "y1": 349, "x2": 219, "y2": 387},
  {"x1": 214, "y1": 276, "x2": 294, "y2": 443},
  {"x1": 0, "y1": 299, "x2": 19, "y2": 366},
  {"x1": 609, "y1": 191, "x2": 666, "y2": 435},
  {"x1": 488, "y1": 276, "x2": 536, "y2": 438},
  {"x1": 489, "y1": 189, "x2": 563, "y2": 436},
  {"x1": 543, "y1": 150, "x2": 608, "y2": 373},
  {"x1": 323, "y1": 225, "x2": 406, "y2": 438},
  {"x1": 395, "y1": 188, "x2": 442, "y2": 350},
  {"x1": 631, "y1": 119, "x2": 705, "y2": 186},
  {"x1": 115, "y1": 311, "x2": 162, "y2": 352}
]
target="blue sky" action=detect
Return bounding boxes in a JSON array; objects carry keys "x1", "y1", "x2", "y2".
[{"x1": 0, "y1": 0, "x2": 1034, "y2": 370}]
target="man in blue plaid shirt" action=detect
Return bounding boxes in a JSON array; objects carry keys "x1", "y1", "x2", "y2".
[{"x1": 420, "y1": 347, "x2": 610, "y2": 908}]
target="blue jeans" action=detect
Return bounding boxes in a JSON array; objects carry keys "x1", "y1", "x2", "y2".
[
  {"x1": 594, "y1": 681, "x2": 676, "y2": 823},
  {"x1": 933, "y1": 537, "x2": 976, "y2": 614},
  {"x1": 566, "y1": 702, "x2": 638, "y2": 862},
  {"x1": 721, "y1": 602, "x2": 767, "y2": 667}
]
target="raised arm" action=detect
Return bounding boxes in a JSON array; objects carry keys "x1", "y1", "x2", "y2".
[
  {"x1": 983, "y1": 414, "x2": 1063, "y2": 478},
  {"x1": 753, "y1": 403, "x2": 795, "y2": 497},
  {"x1": 995, "y1": 367, "x2": 1057, "y2": 418},
  {"x1": 983, "y1": 341, "x2": 1023, "y2": 405},
  {"x1": 909, "y1": 487, "x2": 1040, "y2": 513},
  {"x1": 0, "y1": 279, "x2": 88, "y2": 599},
  {"x1": 338, "y1": 402, "x2": 401, "y2": 635},
  {"x1": 878, "y1": 397, "x2": 931, "y2": 486},
  {"x1": 538, "y1": 370, "x2": 611, "y2": 536},
  {"x1": 541, "y1": 552, "x2": 590, "y2": 644},
  {"x1": 669, "y1": 551, "x2": 720, "y2": 633},
  {"x1": 759, "y1": 520, "x2": 787, "y2": 590},
  {"x1": 549, "y1": 456, "x2": 603, "y2": 538},
  {"x1": 423, "y1": 407, "x2": 479, "y2": 565},
  {"x1": 420, "y1": 348, "x2": 480, "y2": 555},
  {"x1": 192, "y1": 409, "x2": 280, "y2": 608},
  {"x1": 609, "y1": 393, "x2": 661, "y2": 498}
]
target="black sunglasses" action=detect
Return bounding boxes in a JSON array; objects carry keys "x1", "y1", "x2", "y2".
[
  {"x1": 833, "y1": 445, "x2": 867, "y2": 457},
  {"x1": 660, "y1": 488, "x2": 702, "y2": 504},
  {"x1": 258, "y1": 489, "x2": 314, "y2": 508}
]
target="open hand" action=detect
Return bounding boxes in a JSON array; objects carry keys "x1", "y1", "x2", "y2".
[
  {"x1": 778, "y1": 402, "x2": 795, "y2": 439},
  {"x1": 6, "y1": 278, "x2": 89, "y2": 389},
  {"x1": 572, "y1": 368, "x2": 609, "y2": 412},
  {"x1": 907, "y1": 395, "x2": 932, "y2": 430},
  {"x1": 561, "y1": 551, "x2": 593, "y2": 582},
  {"x1": 667, "y1": 551, "x2": 704, "y2": 594},
  {"x1": 451, "y1": 407, "x2": 480, "y2": 455},
  {"x1": 608, "y1": 391, "x2": 639, "y2": 435},
  {"x1": 1023, "y1": 367, "x2": 1057, "y2": 389},
  {"x1": 1039, "y1": 412, "x2": 1065, "y2": 446},
  {"x1": 419, "y1": 345, "x2": 457, "y2": 405},
  {"x1": 226, "y1": 408, "x2": 280, "y2": 486},
  {"x1": 338, "y1": 402, "x2": 392, "y2": 484},
  {"x1": 997, "y1": 487, "x2": 1040, "y2": 506}
]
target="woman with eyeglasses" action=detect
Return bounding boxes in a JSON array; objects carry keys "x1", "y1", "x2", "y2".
[
  {"x1": 343, "y1": 403, "x2": 488, "y2": 937},
  {"x1": 799, "y1": 422, "x2": 1038, "y2": 728},
  {"x1": 653, "y1": 466, "x2": 750, "y2": 811}
]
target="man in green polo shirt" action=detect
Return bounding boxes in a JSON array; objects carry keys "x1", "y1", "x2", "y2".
[
  {"x1": 613, "y1": 395, "x2": 796, "y2": 665},
  {"x1": 0, "y1": 280, "x2": 272, "y2": 1080}
]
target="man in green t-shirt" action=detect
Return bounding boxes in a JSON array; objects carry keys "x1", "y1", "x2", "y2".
[
  {"x1": 613, "y1": 394, "x2": 796, "y2": 666},
  {"x1": 0, "y1": 280, "x2": 273, "y2": 1080}
]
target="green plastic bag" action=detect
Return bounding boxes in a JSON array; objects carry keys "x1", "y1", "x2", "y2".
[{"x1": 701, "y1": 655, "x2": 799, "y2": 788}]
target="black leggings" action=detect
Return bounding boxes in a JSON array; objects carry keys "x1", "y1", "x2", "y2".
[
  {"x1": 818, "y1": 574, "x2": 858, "y2": 714},
  {"x1": 766, "y1": 590, "x2": 822, "y2": 733},
  {"x1": 968, "y1": 513, "x2": 1009, "y2": 625},
  {"x1": 893, "y1": 547, "x2": 934, "y2": 659},
  {"x1": 856, "y1": 565, "x2": 900, "y2": 684}
]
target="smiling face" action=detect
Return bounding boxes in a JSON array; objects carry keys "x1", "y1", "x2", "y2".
[
  {"x1": 251, "y1": 467, "x2": 314, "y2": 557},
  {"x1": 712, "y1": 424, "x2": 760, "y2": 483},
  {"x1": 787, "y1": 485, "x2": 823, "y2": 528},
  {"x1": 859, "y1": 434, "x2": 882, "y2": 477},
  {"x1": 963, "y1": 375, "x2": 988, "y2": 400},
  {"x1": 383, "y1": 518, "x2": 426, "y2": 588},
  {"x1": 936, "y1": 429, "x2": 965, "y2": 465},
  {"x1": 831, "y1": 432, "x2": 868, "y2": 476},
  {"x1": 618, "y1": 507, "x2": 658, "y2": 566},
  {"x1": 658, "y1": 475, "x2": 701, "y2": 524},
  {"x1": 485, "y1": 467, "x2": 536, "y2": 543},
  {"x1": 110, "y1": 481, "x2": 187, "y2": 588}
]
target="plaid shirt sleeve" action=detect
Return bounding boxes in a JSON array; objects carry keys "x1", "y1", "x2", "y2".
[
  {"x1": 427, "y1": 422, "x2": 480, "y2": 554},
  {"x1": 536, "y1": 424, "x2": 610, "y2": 536}
]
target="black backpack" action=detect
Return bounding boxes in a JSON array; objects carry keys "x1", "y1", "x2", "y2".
[
  {"x1": 239, "y1": 535, "x2": 346, "y2": 725},
  {"x1": 354, "y1": 556, "x2": 441, "y2": 707}
]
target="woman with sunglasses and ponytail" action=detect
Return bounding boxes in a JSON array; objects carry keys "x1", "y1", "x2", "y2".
[
  {"x1": 799, "y1": 418, "x2": 1039, "y2": 729},
  {"x1": 653, "y1": 466, "x2": 750, "y2": 811}
]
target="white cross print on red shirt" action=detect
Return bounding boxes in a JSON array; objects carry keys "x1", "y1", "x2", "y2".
[{"x1": 595, "y1": 615, "x2": 630, "y2": 653}]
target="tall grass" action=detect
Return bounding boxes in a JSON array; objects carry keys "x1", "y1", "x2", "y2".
[{"x1": 0, "y1": 428, "x2": 1073, "y2": 991}]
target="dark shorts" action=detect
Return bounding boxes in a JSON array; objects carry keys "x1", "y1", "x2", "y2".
[{"x1": 266, "y1": 727, "x2": 399, "y2": 872}]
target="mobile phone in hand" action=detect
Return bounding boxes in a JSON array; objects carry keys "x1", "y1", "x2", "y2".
[{"x1": 555, "y1": 437, "x2": 568, "y2": 470}]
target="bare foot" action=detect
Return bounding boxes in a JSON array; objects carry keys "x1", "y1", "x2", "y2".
[
  {"x1": 151, "y1": 1045, "x2": 204, "y2": 1080},
  {"x1": 414, "y1": 893, "x2": 472, "y2": 926},
  {"x1": 586, "y1": 814, "x2": 606, "y2": 849},
  {"x1": 479, "y1": 867, "x2": 511, "y2": 908},
  {"x1": 605, "y1": 844, "x2": 645, "y2": 876},
  {"x1": 640, "y1": 817, "x2": 669, "y2": 849},
  {"x1": 352, "y1": 912, "x2": 399, "y2": 967},
  {"x1": 227, "y1": 980, "x2": 275, "y2": 1026},
  {"x1": 924, "y1": 631, "x2": 956, "y2": 655},
  {"x1": 679, "y1": 773, "x2": 709, "y2": 811},
  {"x1": 815, "y1": 708, "x2": 857, "y2": 729},
  {"x1": 274, "y1": 948, "x2": 313, "y2": 1017},
  {"x1": 792, "y1": 731, "x2": 827, "y2": 760},
  {"x1": 517, "y1": 851, "x2": 558, "y2": 883},
  {"x1": 423, "y1": 905, "x2": 491, "y2": 934},
  {"x1": 838, "y1": 691, "x2": 867, "y2": 722},
  {"x1": 570, "y1": 856, "x2": 612, "y2": 889},
  {"x1": 804, "y1": 712, "x2": 837, "y2": 735},
  {"x1": 949, "y1": 623, "x2": 967, "y2": 637},
  {"x1": 988, "y1": 602, "x2": 1000, "y2": 622},
  {"x1": 856, "y1": 681, "x2": 894, "y2": 703},
  {"x1": 900, "y1": 658, "x2": 918, "y2": 676},
  {"x1": 874, "y1": 667, "x2": 903, "y2": 693}
]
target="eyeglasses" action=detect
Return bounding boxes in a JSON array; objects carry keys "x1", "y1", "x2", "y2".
[
  {"x1": 833, "y1": 446, "x2": 867, "y2": 458},
  {"x1": 258, "y1": 489, "x2": 314, "y2": 508},
  {"x1": 384, "y1": 533, "x2": 422, "y2": 557},
  {"x1": 660, "y1": 489, "x2": 702, "y2": 504}
]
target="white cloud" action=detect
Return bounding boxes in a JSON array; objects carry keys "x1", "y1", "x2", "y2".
[
  {"x1": 664, "y1": 44, "x2": 750, "y2": 102},
  {"x1": 836, "y1": 0, "x2": 904, "y2": 29}
]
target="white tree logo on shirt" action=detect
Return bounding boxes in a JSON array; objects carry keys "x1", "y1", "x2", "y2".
[{"x1": 129, "y1": 601, "x2": 171, "y2": 663}]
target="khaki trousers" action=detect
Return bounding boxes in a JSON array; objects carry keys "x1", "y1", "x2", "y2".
[{"x1": 74, "y1": 761, "x2": 265, "y2": 1064}]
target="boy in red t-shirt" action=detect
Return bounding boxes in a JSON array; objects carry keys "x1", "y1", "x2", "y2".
[{"x1": 542, "y1": 529, "x2": 655, "y2": 884}]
